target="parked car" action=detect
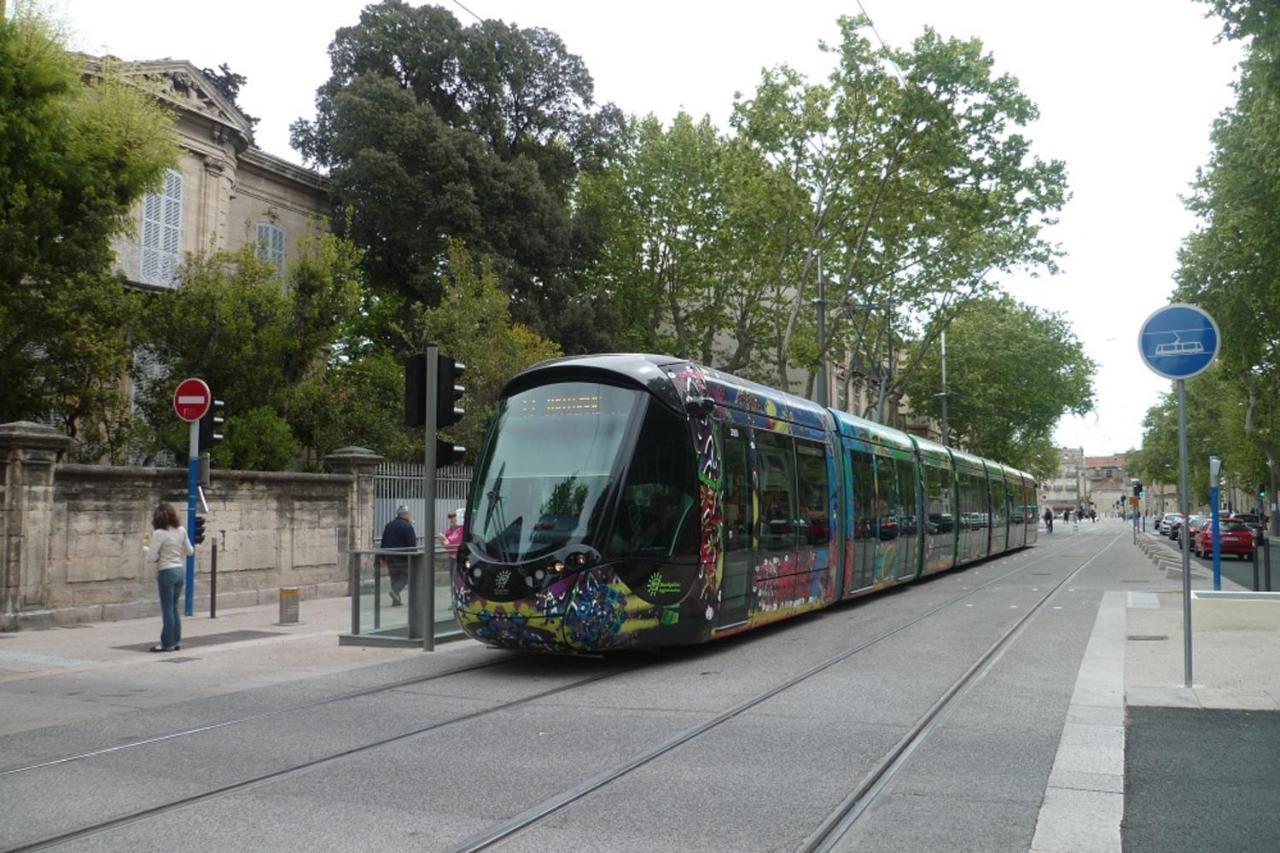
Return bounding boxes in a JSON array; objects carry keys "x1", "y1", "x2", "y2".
[
  {"x1": 1159, "y1": 512, "x2": 1185, "y2": 537},
  {"x1": 1176, "y1": 514, "x2": 1209, "y2": 543},
  {"x1": 1195, "y1": 519, "x2": 1256, "y2": 560},
  {"x1": 1227, "y1": 513, "x2": 1265, "y2": 543}
]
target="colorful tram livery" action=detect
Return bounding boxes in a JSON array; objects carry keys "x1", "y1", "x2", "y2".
[{"x1": 453, "y1": 354, "x2": 1039, "y2": 652}]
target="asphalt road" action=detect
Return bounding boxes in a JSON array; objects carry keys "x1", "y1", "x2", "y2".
[
  {"x1": 1124, "y1": 706, "x2": 1280, "y2": 853},
  {"x1": 0, "y1": 526, "x2": 1137, "y2": 851}
]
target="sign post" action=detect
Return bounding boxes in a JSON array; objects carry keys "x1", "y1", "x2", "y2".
[
  {"x1": 173, "y1": 378, "x2": 211, "y2": 617},
  {"x1": 1139, "y1": 303, "x2": 1220, "y2": 688},
  {"x1": 1210, "y1": 456, "x2": 1222, "y2": 591}
]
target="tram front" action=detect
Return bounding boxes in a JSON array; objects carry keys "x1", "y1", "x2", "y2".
[{"x1": 453, "y1": 356, "x2": 709, "y2": 652}]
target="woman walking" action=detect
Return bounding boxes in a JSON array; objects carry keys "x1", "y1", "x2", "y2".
[{"x1": 142, "y1": 503, "x2": 194, "y2": 652}]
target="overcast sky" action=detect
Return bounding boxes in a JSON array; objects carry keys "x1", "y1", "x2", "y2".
[{"x1": 54, "y1": 0, "x2": 1244, "y2": 456}]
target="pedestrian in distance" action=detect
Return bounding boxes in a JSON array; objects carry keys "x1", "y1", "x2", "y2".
[
  {"x1": 1043, "y1": 507, "x2": 1054, "y2": 534},
  {"x1": 378, "y1": 505, "x2": 417, "y2": 606},
  {"x1": 142, "y1": 502, "x2": 194, "y2": 652},
  {"x1": 438, "y1": 508, "x2": 465, "y2": 557}
]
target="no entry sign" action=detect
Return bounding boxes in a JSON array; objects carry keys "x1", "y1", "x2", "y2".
[{"x1": 172, "y1": 378, "x2": 211, "y2": 422}]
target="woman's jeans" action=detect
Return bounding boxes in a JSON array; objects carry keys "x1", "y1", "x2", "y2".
[{"x1": 157, "y1": 567, "x2": 184, "y2": 649}]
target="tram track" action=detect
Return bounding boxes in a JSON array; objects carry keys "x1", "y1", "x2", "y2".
[
  {"x1": 797, "y1": 528, "x2": 1124, "y2": 852},
  {"x1": 5, "y1": 529, "x2": 1091, "y2": 851},
  {"x1": 445, "y1": 530, "x2": 1104, "y2": 852},
  {"x1": 4, "y1": 664, "x2": 638, "y2": 852},
  {"x1": 0, "y1": 654, "x2": 519, "y2": 777}
]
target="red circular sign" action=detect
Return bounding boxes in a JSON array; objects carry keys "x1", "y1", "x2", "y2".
[{"x1": 173, "y1": 378, "x2": 211, "y2": 422}]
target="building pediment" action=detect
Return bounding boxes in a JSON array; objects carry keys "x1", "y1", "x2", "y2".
[{"x1": 102, "y1": 59, "x2": 255, "y2": 150}]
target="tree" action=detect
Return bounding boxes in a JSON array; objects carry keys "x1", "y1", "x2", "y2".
[
  {"x1": 1172, "y1": 0, "x2": 1280, "y2": 529},
  {"x1": 0, "y1": 15, "x2": 175, "y2": 455},
  {"x1": 134, "y1": 233, "x2": 362, "y2": 469},
  {"x1": 291, "y1": 2, "x2": 624, "y2": 347},
  {"x1": 199, "y1": 63, "x2": 259, "y2": 129},
  {"x1": 576, "y1": 113, "x2": 805, "y2": 379},
  {"x1": 405, "y1": 242, "x2": 562, "y2": 461},
  {"x1": 901, "y1": 295, "x2": 1094, "y2": 473},
  {"x1": 730, "y1": 16, "x2": 1067, "y2": 405}
]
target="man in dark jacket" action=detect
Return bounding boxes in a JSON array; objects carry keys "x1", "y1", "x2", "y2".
[{"x1": 379, "y1": 505, "x2": 417, "y2": 606}]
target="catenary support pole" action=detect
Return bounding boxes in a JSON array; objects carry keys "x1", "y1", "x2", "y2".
[
  {"x1": 816, "y1": 252, "x2": 827, "y2": 408},
  {"x1": 1177, "y1": 379, "x2": 1193, "y2": 688}
]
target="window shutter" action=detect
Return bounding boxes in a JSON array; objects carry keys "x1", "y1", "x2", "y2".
[{"x1": 141, "y1": 169, "x2": 183, "y2": 287}]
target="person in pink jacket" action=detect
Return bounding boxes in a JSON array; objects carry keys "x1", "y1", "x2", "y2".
[{"x1": 438, "y1": 508, "x2": 465, "y2": 557}]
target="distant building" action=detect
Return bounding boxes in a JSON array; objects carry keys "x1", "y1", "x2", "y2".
[
  {"x1": 1085, "y1": 453, "x2": 1131, "y2": 515},
  {"x1": 1043, "y1": 447, "x2": 1085, "y2": 515},
  {"x1": 104, "y1": 59, "x2": 330, "y2": 291}
]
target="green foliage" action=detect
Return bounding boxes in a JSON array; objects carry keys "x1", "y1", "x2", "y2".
[
  {"x1": 135, "y1": 233, "x2": 362, "y2": 469},
  {"x1": 292, "y1": 1, "x2": 624, "y2": 348},
  {"x1": 407, "y1": 242, "x2": 562, "y2": 462},
  {"x1": 1134, "y1": 366, "x2": 1268, "y2": 506},
  {"x1": 0, "y1": 16, "x2": 175, "y2": 452},
  {"x1": 288, "y1": 349, "x2": 418, "y2": 467},
  {"x1": 901, "y1": 295, "x2": 1094, "y2": 472},
  {"x1": 727, "y1": 16, "x2": 1068, "y2": 399},
  {"x1": 1168, "y1": 1, "x2": 1280, "y2": 525},
  {"x1": 215, "y1": 406, "x2": 299, "y2": 471}
]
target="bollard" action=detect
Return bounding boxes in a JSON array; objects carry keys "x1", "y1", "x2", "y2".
[
  {"x1": 209, "y1": 540, "x2": 218, "y2": 619},
  {"x1": 278, "y1": 586, "x2": 300, "y2": 625},
  {"x1": 1265, "y1": 535, "x2": 1273, "y2": 592},
  {"x1": 349, "y1": 552, "x2": 360, "y2": 635},
  {"x1": 1253, "y1": 541, "x2": 1260, "y2": 592}
]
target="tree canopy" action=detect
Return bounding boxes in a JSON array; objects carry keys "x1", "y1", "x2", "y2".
[
  {"x1": 291, "y1": 1, "x2": 624, "y2": 347},
  {"x1": 901, "y1": 295, "x2": 1094, "y2": 475},
  {"x1": 0, "y1": 15, "x2": 175, "y2": 455}
]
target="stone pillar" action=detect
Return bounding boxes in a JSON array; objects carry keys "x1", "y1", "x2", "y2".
[
  {"x1": 0, "y1": 423, "x2": 73, "y2": 631},
  {"x1": 324, "y1": 446, "x2": 382, "y2": 567}
]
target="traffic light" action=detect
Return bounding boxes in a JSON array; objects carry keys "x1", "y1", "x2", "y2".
[
  {"x1": 405, "y1": 354, "x2": 427, "y2": 428},
  {"x1": 198, "y1": 399, "x2": 224, "y2": 452},
  {"x1": 436, "y1": 354, "x2": 466, "y2": 429},
  {"x1": 1132, "y1": 480, "x2": 1143, "y2": 497},
  {"x1": 193, "y1": 514, "x2": 207, "y2": 545},
  {"x1": 436, "y1": 437, "x2": 466, "y2": 469}
]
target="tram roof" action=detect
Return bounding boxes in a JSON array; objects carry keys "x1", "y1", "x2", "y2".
[{"x1": 830, "y1": 409, "x2": 915, "y2": 452}]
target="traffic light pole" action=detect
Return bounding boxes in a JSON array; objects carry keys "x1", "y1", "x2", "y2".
[
  {"x1": 185, "y1": 419, "x2": 198, "y2": 617},
  {"x1": 421, "y1": 344, "x2": 438, "y2": 652}
]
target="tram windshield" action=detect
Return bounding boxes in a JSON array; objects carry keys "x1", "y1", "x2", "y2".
[{"x1": 469, "y1": 381, "x2": 642, "y2": 562}]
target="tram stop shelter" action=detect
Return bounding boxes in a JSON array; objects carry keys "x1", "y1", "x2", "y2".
[{"x1": 339, "y1": 546, "x2": 460, "y2": 648}]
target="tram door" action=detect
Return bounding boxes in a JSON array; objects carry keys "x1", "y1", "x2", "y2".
[{"x1": 717, "y1": 425, "x2": 754, "y2": 628}]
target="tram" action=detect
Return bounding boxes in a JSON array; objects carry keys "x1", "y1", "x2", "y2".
[{"x1": 452, "y1": 354, "x2": 1038, "y2": 652}]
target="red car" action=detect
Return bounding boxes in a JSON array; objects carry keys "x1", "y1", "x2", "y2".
[{"x1": 1194, "y1": 520, "x2": 1256, "y2": 560}]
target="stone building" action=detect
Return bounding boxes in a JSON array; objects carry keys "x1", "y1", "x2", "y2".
[
  {"x1": 1085, "y1": 453, "x2": 1131, "y2": 516},
  {"x1": 1042, "y1": 447, "x2": 1085, "y2": 516},
  {"x1": 106, "y1": 59, "x2": 329, "y2": 291}
]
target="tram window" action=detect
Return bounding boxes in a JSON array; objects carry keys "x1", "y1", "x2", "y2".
[
  {"x1": 722, "y1": 428, "x2": 751, "y2": 553},
  {"x1": 875, "y1": 454, "x2": 899, "y2": 540},
  {"x1": 850, "y1": 448, "x2": 876, "y2": 546},
  {"x1": 756, "y1": 431, "x2": 798, "y2": 552},
  {"x1": 924, "y1": 460, "x2": 953, "y2": 533},
  {"x1": 605, "y1": 400, "x2": 699, "y2": 560},
  {"x1": 895, "y1": 457, "x2": 918, "y2": 535},
  {"x1": 795, "y1": 439, "x2": 830, "y2": 546}
]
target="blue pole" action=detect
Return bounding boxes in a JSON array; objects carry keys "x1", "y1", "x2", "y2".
[
  {"x1": 185, "y1": 421, "x2": 197, "y2": 616},
  {"x1": 1211, "y1": 485, "x2": 1221, "y2": 591}
]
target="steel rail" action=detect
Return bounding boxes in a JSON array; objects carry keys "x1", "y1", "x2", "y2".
[
  {"x1": 796, "y1": 529, "x2": 1124, "y2": 852},
  {"x1": 446, "y1": 531, "x2": 1089, "y2": 852},
  {"x1": 0, "y1": 655, "x2": 516, "y2": 777}
]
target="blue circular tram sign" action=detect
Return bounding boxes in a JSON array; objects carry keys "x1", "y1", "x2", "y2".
[{"x1": 1138, "y1": 303, "x2": 1220, "y2": 380}]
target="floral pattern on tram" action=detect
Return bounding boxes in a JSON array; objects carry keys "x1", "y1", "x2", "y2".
[
  {"x1": 749, "y1": 550, "x2": 831, "y2": 620},
  {"x1": 666, "y1": 363, "x2": 725, "y2": 618}
]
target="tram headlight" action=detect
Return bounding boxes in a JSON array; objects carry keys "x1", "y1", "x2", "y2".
[
  {"x1": 552, "y1": 560, "x2": 565, "y2": 573},
  {"x1": 463, "y1": 557, "x2": 471, "y2": 571}
]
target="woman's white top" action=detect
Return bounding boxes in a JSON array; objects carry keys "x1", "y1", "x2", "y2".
[{"x1": 143, "y1": 527, "x2": 195, "y2": 570}]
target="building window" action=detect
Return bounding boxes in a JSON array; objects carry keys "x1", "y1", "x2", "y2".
[
  {"x1": 140, "y1": 169, "x2": 183, "y2": 287},
  {"x1": 256, "y1": 222, "x2": 285, "y2": 274}
]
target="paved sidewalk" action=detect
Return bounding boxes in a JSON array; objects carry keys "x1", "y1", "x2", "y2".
[{"x1": 0, "y1": 595, "x2": 440, "y2": 736}]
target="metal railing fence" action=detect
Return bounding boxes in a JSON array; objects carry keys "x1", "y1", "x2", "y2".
[{"x1": 372, "y1": 461, "x2": 472, "y2": 547}]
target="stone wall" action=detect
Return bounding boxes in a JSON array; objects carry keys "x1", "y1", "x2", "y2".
[{"x1": 1, "y1": 422, "x2": 380, "y2": 630}]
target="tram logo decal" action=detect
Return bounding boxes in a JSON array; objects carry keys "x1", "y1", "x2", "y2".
[{"x1": 646, "y1": 572, "x2": 682, "y2": 597}]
